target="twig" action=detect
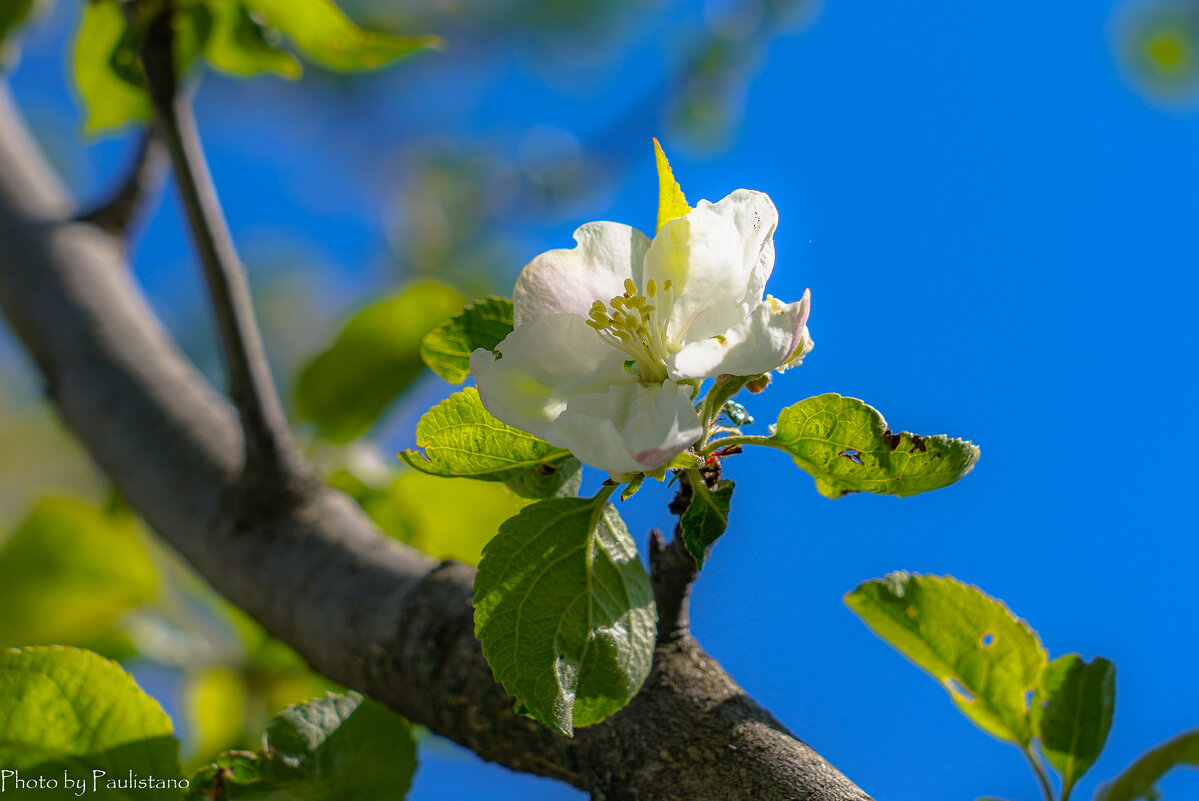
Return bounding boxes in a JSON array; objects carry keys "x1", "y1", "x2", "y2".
[
  {"x1": 649, "y1": 529, "x2": 697, "y2": 644},
  {"x1": 137, "y1": 9, "x2": 300, "y2": 484},
  {"x1": 650, "y1": 474, "x2": 701, "y2": 645},
  {"x1": 75, "y1": 129, "x2": 168, "y2": 237}
]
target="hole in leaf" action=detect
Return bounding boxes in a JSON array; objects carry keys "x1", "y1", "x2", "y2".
[
  {"x1": 946, "y1": 678, "x2": 976, "y2": 702},
  {"x1": 838, "y1": 449, "x2": 863, "y2": 465},
  {"x1": 980, "y1": 631, "x2": 996, "y2": 648}
]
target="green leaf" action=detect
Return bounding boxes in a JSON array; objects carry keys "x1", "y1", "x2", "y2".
[
  {"x1": 72, "y1": 1, "x2": 214, "y2": 135},
  {"x1": 203, "y1": 0, "x2": 302, "y2": 79},
  {"x1": 500, "y1": 457, "x2": 582, "y2": 499},
  {"x1": 680, "y1": 478, "x2": 733, "y2": 570},
  {"x1": 294, "y1": 280, "x2": 465, "y2": 444},
  {"x1": 0, "y1": 646, "x2": 182, "y2": 798},
  {"x1": 1095, "y1": 729, "x2": 1199, "y2": 801},
  {"x1": 1031, "y1": 654, "x2": 1115, "y2": 795},
  {"x1": 419, "y1": 296, "x2": 514, "y2": 384},
  {"x1": 73, "y1": 0, "x2": 152, "y2": 135},
  {"x1": 845, "y1": 572, "x2": 1047, "y2": 745},
  {"x1": 474, "y1": 494, "x2": 657, "y2": 736},
  {"x1": 188, "y1": 692, "x2": 416, "y2": 800},
  {"x1": 399, "y1": 387, "x2": 576, "y2": 499},
  {"x1": 0, "y1": 497, "x2": 157, "y2": 649},
  {"x1": 653, "y1": 138, "x2": 690, "y2": 232},
  {"x1": 769, "y1": 394, "x2": 979, "y2": 498},
  {"x1": 241, "y1": 0, "x2": 441, "y2": 73}
]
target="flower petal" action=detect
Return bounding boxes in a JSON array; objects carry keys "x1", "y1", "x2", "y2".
[
  {"x1": 513, "y1": 221, "x2": 651, "y2": 327},
  {"x1": 471, "y1": 313, "x2": 634, "y2": 439},
  {"x1": 669, "y1": 290, "x2": 811, "y2": 380},
  {"x1": 776, "y1": 325, "x2": 814, "y2": 373},
  {"x1": 639, "y1": 189, "x2": 778, "y2": 345},
  {"x1": 547, "y1": 381, "x2": 702, "y2": 475}
]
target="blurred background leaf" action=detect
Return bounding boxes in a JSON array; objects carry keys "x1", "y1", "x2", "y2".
[
  {"x1": 0, "y1": 496, "x2": 157, "y2": 649},
  {"x1": 294, "y1": 280, "x2": 465, "y2": 443}
]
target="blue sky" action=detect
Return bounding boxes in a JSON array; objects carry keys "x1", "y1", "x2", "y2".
[{"x1": 6, "y1": 1, "x2": 1199, "y2": 799}]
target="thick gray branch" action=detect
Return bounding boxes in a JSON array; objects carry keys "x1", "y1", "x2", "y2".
[{"x1": 0, "y1": 84, "x2": 870, "y2": 801}]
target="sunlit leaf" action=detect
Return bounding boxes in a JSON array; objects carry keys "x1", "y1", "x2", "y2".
[
  {"x1": 769, "y1": 394, "x2": 978, "y2": 498},
  {"x1": 419, "y1": 296, "x2": 514, "y2": 384},
  {"x1": 0, "y1": 497, "x2": 157, "y2": 649},
  {"x1": 1095, "y1": 729, "x2": 1199, "y2": 801},
  {"x1": 189, "y1": 692, "x2": 416, "y2": 800},
  {"x1": 680, "y1": 478, "x2": 733, "y2": 570},
  {"x1": 72, "y1": 0, "x2": 216, "y2": 135},
  {"x1": 474, "y1": 494, "x2": 657, "y2": 736},
  {"x1": 294, "y1": 280, "x2": 465, "y2": 444},
  {"x1": 204, "y1": 0, "x2": 301, "y2": 79},
  {"x1": 0, "y1": 647, "x2": 183, "y2": 798},
  {"x1": 1031, "y1": 654, "x2": 1115, "y2": 795},
  {"x1": 241, "y1": 0, "x2": 441, "y2": 73},
  {"x1": 73, "y1": 0, "x2": 152, "y2": 135},
  {"x1": 399, "y1": 387, "x2": 577, "y2": 498},
  {"x1": 846, "y1": 572, "x2": 1046, "y2": 745},
  {"x1": 653, "y1": 137, "x2": 690, "y2": 232}
]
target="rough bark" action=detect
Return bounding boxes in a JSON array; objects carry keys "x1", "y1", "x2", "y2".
[{"x1": 0, "y1": 84, "x2": 871, "y2": 801}]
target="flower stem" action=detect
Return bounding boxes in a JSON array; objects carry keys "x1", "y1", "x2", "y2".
[{"x1": 700, "y1": 434, "x2": 778, "y2": 456}]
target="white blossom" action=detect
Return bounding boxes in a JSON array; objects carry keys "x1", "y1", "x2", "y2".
[{"x1": 471, "y1": 189, "x2": 812, "y2": 475}]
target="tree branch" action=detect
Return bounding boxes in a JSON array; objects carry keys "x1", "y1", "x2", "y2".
[
  {"x1": 135, "y1": 10, "x2": 300, "y2": 484},
  {"x1": 0, "y1": 83, "x2": 871, "y2": 801},
  {"x1": 652, "y1": 474, "x2": 701, "y2": 645},
  {"x1": 649, "y1": 529, "x2": 696, "y2": 645},
  {"x1": 75, "y1": 129, "x2": 168, "y2": 237}
]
